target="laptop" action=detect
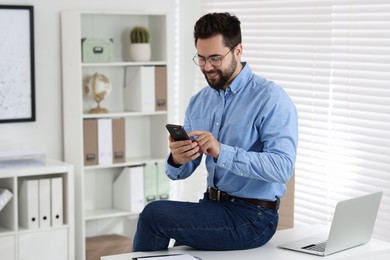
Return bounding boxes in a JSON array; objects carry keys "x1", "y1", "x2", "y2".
[{"x1": 278, "y1": 191, "x2": 383, "y2": 256}]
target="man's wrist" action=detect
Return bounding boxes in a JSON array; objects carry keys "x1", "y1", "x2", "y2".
[{"x1": 168, "y1": 153, "x2": 182, "y2": 168}]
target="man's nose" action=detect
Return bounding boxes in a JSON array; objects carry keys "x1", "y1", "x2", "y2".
[{"x1": 204, "y1": 59, "x2": 215, "y2": 70}]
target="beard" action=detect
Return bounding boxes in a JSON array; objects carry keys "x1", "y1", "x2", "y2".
[{"x1": 202, "y1": 58, "x2": 238, "y2": 90}]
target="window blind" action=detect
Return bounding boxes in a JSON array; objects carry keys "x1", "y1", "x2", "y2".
[{"x1": 200, "y1": 0, "x2": 390, "y2": 242}]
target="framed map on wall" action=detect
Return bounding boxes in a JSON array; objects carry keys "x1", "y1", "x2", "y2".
[{"x1": 0, "y1": 5, "x2": 35, "y2": 123}]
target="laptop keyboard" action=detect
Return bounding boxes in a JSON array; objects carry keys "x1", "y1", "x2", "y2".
[{"x1": 302, "y1": 241, "x2": 327, "y2": 252}]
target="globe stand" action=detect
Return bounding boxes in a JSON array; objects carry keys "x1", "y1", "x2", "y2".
[
  {"x1": 88, "y1": 102, "x2": 108, "y2": 114},
  {"x1": 86, "y1": 73, "x2": 111, "y2": 114}
]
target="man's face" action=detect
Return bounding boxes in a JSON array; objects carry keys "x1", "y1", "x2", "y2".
[{"x1": 196, "y1": 35, "x2": 239, "y2": 90}]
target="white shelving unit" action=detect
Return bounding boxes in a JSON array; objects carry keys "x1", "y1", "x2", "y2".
[
  {"x1": 61, "y1": 11, "x2": 173, "y2": 260},
  {"x1": 0, "y1": 159, "x2": 74, "y2": 260}
]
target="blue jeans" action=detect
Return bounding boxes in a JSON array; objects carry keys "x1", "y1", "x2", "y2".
[{"x1": 132, "y1": 192, "x2": 278, "y2": 252}]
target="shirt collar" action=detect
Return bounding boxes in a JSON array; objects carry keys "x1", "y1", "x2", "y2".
[
  {"x1": 211, "y1": 62, "x2": 251, "y2": 96},
  {"x1": 226, "y1": 62, "x2": 250, "y2": 95}
]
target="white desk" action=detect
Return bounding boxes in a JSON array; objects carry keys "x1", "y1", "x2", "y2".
[{"x1": 101, "y1": 225, "x2": 390, "y2": 260}]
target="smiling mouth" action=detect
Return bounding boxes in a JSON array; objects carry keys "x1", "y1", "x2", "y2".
[{"x1": 207, "y1": 71, "x2": 219, "y2": 80}]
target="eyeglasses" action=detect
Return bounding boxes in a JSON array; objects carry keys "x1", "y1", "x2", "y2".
[{"x1": 192, "y1": 46, "x2": 236, "y2": 67}]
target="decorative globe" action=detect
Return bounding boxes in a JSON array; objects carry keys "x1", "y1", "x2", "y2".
[{"x1": 84, "y1": 72, "x2": 112, "y2": 113}]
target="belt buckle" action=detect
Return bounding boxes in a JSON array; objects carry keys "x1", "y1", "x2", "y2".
[
  {"x1": 208, "y1": 187, "x2": 221, "y2": 201},
  {"x1": 276, "y1": 198, "x2": 280, "y2": 210},
  {"x1": 217, "y1": 190, "x2": 221, "y2": 201}
]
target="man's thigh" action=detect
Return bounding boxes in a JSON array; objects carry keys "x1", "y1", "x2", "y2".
[{"x1": 141, "y1": 198, "x2": 278, "y2": 250}]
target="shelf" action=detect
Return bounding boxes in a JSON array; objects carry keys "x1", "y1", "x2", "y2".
[
  {"x1": 62, "y1": 10, "x2": 172, "y2": 260},
  {"x1": 0, "y1": 226, "x2": 13, "y2": 235},
  {"x1": 83, "y1": 111, "x2": 167, "y2": 119},
  {"x1": 84, "y1": 157, "x2": 165, "y2": 170},
  {"x1": 85, "y1": 208, "x2": 137, "y2": 221},
  {"x1": 0, "y1": 160, "x2": 74, "y2": 260},
  {"x1": 17, "y1": 224, "x2": 69, "y2": 234}
]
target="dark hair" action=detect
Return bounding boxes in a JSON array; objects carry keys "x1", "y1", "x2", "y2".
[{"x1": 194, "y1": 12, "x2": 241, "y2": 49}]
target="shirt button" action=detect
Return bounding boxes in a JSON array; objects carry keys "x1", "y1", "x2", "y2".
[
  {"x1": 216, "y1": 122, "x2": 219, "y2": 126},
  {"x1": 240, "y1": 172, "x2": 244, "y2": 176},
  {"x1": 222, "y1": 164, "x2": 225, "y2": 168}
]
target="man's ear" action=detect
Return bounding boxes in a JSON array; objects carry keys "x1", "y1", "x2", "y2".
[{"x1": 235, "y1": 43, "x2": 243, "y2": 57}]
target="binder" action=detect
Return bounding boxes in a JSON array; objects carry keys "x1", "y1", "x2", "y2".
[
  {"x1": 112, "y1": 118, "x2": 126, "y2": 164},
  {"x1": 83, "y1": 119, "x2": 98, "y2": 165},
  {"x1": 157, "y1": 162, "x2": 170, "y2": 200},
  {"x1": 144, "y1": 163, "x2": 158, "y2": 203},
  {"x1": 19, "y1": 179, "x2": 39, "y2": 229},
  {"x1": 155, "y1": 66, "x2": 167, "y2": 111},
  {"x1": 38, "y1": 178, "x2": 51, "y2": 228},
  {"x1": 124, "y1": 66, "x2": 155, "y2": 112},
  {"x1": 98, "y1": 118, "x2": 113, "y2": 165},
  {"x1": 51, "y1": 177, "x2": 63, "y2": 227},
  {"x1": 113, "y1": 166, "x2": 145, "y2": 214}
]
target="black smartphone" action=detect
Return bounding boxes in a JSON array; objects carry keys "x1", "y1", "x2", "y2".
[{"x1": 166, "y1": 124, "x2": 190, "y2": 141}]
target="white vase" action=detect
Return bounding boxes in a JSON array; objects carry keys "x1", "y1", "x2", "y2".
[{"x1": 129, "y1": 43, "x2": 151, "y2": 62}]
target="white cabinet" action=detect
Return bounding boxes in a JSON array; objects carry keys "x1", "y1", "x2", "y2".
[
  {"x1": 0, "y1": 235, "x2": 15, "y2": 259},
  {"x1": 18, "y1": 229, "x2": 68, "y2": 260},
  {"x1": 0, "y1": 160, "x2": 74, "y2": 260},
  {"x1": 61, "y1": 11, "x2": 173, "y2": 260}
]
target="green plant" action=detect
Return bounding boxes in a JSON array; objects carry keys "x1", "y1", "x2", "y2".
[{"x1": 130, "y1": 26, "x2": 150, "y2": 43}]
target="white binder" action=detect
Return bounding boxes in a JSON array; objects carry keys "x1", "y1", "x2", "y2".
[
  {"x1": 19, "y1": 179, "x2": 39, "y2": 229},
  {"x1": 38, "y1": 178, "x2": 51, "y2": 228},
  {"x1": 51, "y1": 177, "x2": 63, "y2": 226},
  {"x1": 97, "y1": 118, "x2": 113, "y2": 165},
  {"x1": 124, "y1": 66, "x2": 155, "y2": 112},
  {"x1": 113, "y1": 166, "x2": 145, "y2": 214}
]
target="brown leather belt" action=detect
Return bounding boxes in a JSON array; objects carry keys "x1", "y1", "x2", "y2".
[{"x1": 207, "y1": 187, "x2": 279, "y2": 210}]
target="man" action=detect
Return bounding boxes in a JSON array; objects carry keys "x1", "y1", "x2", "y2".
[{"x1": 133, "y1": 12, "x2": 298, "y2": 252}]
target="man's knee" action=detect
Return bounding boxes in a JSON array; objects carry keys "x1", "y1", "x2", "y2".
[{"x1": 139, "y1": 200, "x2": 170, "y2": 223}]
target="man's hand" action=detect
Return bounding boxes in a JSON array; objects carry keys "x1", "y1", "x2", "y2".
[
  {"x1": 169, "y1": 135, "x2": 201, "y2": 165},
  {"x1": 189, "y1": 130, "x2": 220, "y2": 159}
]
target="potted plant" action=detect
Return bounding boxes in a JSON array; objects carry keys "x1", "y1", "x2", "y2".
[{"x1": 129, "y1": 26, "x2": 151, "y2": 62}]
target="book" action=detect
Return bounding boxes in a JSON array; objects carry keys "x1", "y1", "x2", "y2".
[
  {"x1": 83, "y1": 119, "x2": 98, "y2": 165},
  {"x1": 112, "y1": 118, "x2": 126, "y2": 163},
  {"x1": 155, "y1": 66, "x2": 167, "y2": 111},
  {"x1": 18, "y1": 179, "x2": 39, "y2": 229},
  {"x1": 0, "y1": 188, "x2": 13, "y2": 212}
]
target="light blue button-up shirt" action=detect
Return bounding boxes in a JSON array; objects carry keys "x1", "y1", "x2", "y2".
[{"x1": 166, "y1": 63, "x2": 298, "y2": 201}]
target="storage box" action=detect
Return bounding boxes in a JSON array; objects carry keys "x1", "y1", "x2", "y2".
[
  {"x1": 82, "y1": 38, "x2": 113, "y2": 62},
  {"x1": 277, "y1": 174, "x2": 295, "y2": 230},
  {"x1": 86, "y1": 234, "x2": 132, "y2": 260},
  {"x1": 123, "y1": 66, "x2": 155, "y2": 112}
]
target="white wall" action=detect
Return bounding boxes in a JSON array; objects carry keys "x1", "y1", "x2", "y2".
[{"x1": 0, "y1": 0, "x2": 200, "y2": 161}]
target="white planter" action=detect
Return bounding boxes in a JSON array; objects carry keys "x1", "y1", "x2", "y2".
[{"x1": 129, "y1": 43, "x2": 151, "y2": 62}]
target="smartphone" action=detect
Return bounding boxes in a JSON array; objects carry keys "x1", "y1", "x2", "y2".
[{"x1": 166, "y1": 124, "x2": 190, "y2": 141}]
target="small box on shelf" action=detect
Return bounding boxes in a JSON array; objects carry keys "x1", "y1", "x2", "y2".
[{"x1": 82, "y1": 38, "x2": 113, "y2": 63}]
